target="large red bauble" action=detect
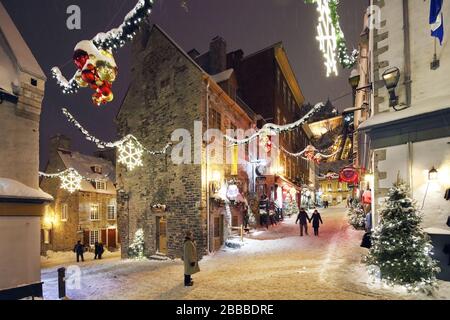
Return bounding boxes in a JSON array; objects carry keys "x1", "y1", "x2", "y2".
[
  {"x1": 73, "y1": 50, "x2": 89, "y2": 70},
  {"x1": 99, "y1": 84, "x2": 112, "y2": 97},
  {"x1": 81, "y1": 69, "x2": 96, "y2": 84}
]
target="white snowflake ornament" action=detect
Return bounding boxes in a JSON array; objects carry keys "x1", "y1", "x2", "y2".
[
  {"x1": 118, "y1": 136, "x2": 144, "y2": 171},
  {"x1": 60, "y1": 169, "x2": 83, "y2": 193}
]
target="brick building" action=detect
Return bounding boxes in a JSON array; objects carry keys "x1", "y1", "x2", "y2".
[{"x1": 40, "y1": 135, "x2": 118, "y2": 253}]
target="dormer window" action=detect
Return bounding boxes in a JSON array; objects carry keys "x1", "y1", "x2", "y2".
[
  {"x1": 91, "y1": 166, "x2": 102, "y2": 174},
  {"x1": 95, "y1": 181, "x2": 106, "y2": 190}
]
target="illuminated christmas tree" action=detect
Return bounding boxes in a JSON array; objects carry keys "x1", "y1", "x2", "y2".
[{"x1": 364, "y1": 184, "x2": 440, "y2": 293}]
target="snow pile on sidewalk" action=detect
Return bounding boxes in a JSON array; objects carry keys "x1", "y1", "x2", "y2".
[{"x1": 41, "y1": 249, "x2": 119, "y2": 268}]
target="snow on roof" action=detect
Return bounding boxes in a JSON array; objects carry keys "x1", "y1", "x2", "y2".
[
  {"x1": 57, "y1": 150, "x2": 116, "y2": 195},
  {"x1": 211, "y1": 69, "x2": 234, "y2": 84},
  {"x1": 359, "y1": 100, "x2": 450, "y2": 131},
  {"x1": 0, "y1": 178, "x2": 53, "y2": 201},
  {"x1": 0, "y1": 2, "x2": 46, "y2": 80}
]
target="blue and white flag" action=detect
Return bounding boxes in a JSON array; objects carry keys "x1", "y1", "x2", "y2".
[{"x1": 430, "y1": 0, "x2": 444, "y2": 45}]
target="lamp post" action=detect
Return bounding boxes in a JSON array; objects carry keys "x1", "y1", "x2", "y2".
[{"x1": 382, "y1": 67, "x2": 400, "y2": 108}]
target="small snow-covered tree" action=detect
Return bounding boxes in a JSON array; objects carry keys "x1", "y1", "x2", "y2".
[
  {"x1": 347, "y1": 198, "x2": 366, "y2": 230},
  {"x1": 364, "y1": 184, "x2": 440, "y2": 293},
  {"x1": 128, "y1": 228, "x2": 145, "y2": 259},
  {"x1": 283, "y1": 193, "x2": 299, "y2": 217}
]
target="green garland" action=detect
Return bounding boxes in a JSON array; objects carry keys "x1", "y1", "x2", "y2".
[{"x1": 305, "y1": 0, "x2": 358, "y2": 69}]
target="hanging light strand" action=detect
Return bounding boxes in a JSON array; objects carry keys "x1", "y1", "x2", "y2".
[{"x1": 223, "y1": 102, "x2": 324, "y2": 145}]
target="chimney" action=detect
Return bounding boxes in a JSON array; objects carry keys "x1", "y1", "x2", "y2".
[
  {"x1": 49, "y1": 134, "x2": 71, "y2": 164},
  {"x1": 94, "y1": 148, "x2": 117, "y2": 166},
  {"x1": 209, "y1": 36, "x2": 227, "y2": 75},
  {"x1": 50, "y1": 134, "x2": 71, "y2": 152}
]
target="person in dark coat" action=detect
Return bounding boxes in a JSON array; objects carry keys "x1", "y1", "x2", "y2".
[
  {"x1": 95, "y1": 242, "x2": 105, "y2": 260},
  {"x1": 182, "y1": 231, "x2": 200, "y2": 286},
  {"x1": 259, "y1": 194, "x2": 270, "y2": 229},
  {"x1": 295, "y1": 208, "x2": 310, "y2": 236},
  {"x1": 73, "y1": 240, "x2": 84, "y2": 262},
  {"x1": 310, "y1": 210, "x2": 323, "y2": 236}
]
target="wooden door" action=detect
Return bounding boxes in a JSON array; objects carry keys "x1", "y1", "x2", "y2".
[
  {"x1": 83, "y1": 230, "x2": 90, "y2": 246},
  {"x1": 101, "y1": 229, "x2": 107, "y2": 245},
  {"x1": 107, "y1": 229, "x2": 116, "y2": 248},
  {"x1": 157, "y1": 217, "x2": 167, "y2": 255},
  {"x1": 213, "y1": 215, "x2": 224, "y2": 251}
]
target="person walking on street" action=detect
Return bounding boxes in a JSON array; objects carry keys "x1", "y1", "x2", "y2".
[
  {"x1": 295, "y1": 208, "x2": 310, "y2": 236},
  {"x1": 182, "y1": 231, "x2": 200, "y2": 287},
  {"x1": 95, "y1": 242, "x2": 105, "y2": 260},
  {"x1": 259, "y1": 194, "x2": 270, "y2": 229},
  {"x1": 73, "y1": 240, "x2": 84, "y2": 262},
  {"x1": 311, "y1": 209, "x2": 323, "y2": 236}
]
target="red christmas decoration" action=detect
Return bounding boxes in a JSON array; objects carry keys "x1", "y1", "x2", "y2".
[
  {"x1": 72, "y1": 41, "x2": 117, "y2": 106},
  {"x1": 339, "y1": 167, "x2": 359, "y2": 184}
]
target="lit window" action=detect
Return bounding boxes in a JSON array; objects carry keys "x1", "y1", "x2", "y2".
[
  {"x1": 61, "y1": 203, "x2": 68, "y2": 221},
  {"x1": 107, "y1": 205, "x2": 116, "y2": 220},
  {"x1": 92, "y1": 166, "x2": 103, "y2": 174},
  {"x1": 89, "y1": 230, "x2": 99, "y2": 246},
  {"x1": 95, "y1": 181, "x2": 106, "y2": 190},
  {"x1": 90, "y1": 204, "x2": 100, "y2": 221},
  {"x1": 43, "y1": 229, "x2": 51, "y2": 244}
]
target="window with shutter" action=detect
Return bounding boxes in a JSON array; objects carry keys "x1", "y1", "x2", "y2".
[{"x1": 61, "y1": 203, "x2": 68, "y2": 221}]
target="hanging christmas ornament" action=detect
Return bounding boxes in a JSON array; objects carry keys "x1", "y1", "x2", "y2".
[
  {"x1": 339, "y1": 166, "x2": 359, "y2": 184},
  {"x1": 60, "y1": 169, "x2": 83, "y2": 193},
  {"x1": 70, "y1": 40, "x2": 118, "y2": 106},
  {"x1": 52, "y1": 0, "x2": 154, "y2": 106},
  {"x1": 117, "y1": 136, "x2": 145, "y2": 171},
  {"x1": 304, "y1": 145, "x2": 317, "y2": 162},
  {"x1": 259, "y1": 131, "x2": 274, "y2": 154}
]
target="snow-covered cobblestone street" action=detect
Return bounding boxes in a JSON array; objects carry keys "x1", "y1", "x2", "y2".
[{"x1": 41, "y1": 206, "x2": 450, "y2": 300}]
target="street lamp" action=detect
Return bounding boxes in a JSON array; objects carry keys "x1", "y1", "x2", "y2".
[
  {"x1": 428, "y1": 167, "x2": 438, "y2": 181},
  {"x1": 382, "y1": 67, "x2": 400, "y2": 107}
]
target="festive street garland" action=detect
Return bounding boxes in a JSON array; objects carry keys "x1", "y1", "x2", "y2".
[
  {"x1": 39, "y1": 168, "x2": 115, "y2": 193},
  {"x1": 62, "y1": 108, "x2": 172, "y2": 171},
  {"x1": 275, "y1": 144, "x2": 341, "y2": 164},
  {"x1": 223, "y1": 102, "x2": 324, "y2": 145},
  {"x1": 52, "y1": 0, "x2": 154, "y2": 105},
  {"x1": 305, "y1": 0, "x2": 358, "y2": 73}
]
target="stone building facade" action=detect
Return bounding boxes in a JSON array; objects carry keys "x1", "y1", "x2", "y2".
[
  {"x1": 191, "y1": 35, "x2": 313, "y2": 212},
  {"x1": 40, "y1": 135, "x2": 118, "y2": 253},
  {"x1": 359, "y1": 0, "x2": 450, "y2": 280},
  {"x1": 117, "y1": 23, "x2": 259, "y2": 259},
  {"x1": 0, "y1": 2, "x2": 52, "y2": 299}
]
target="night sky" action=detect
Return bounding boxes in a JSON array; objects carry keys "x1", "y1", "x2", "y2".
[{"x1": 1, "y1": 0, "x2": 368, "y2": 169}]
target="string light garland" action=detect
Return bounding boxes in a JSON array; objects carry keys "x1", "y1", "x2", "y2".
[
  {"x1": 305, "y1": 0, "x2": 358, "y2": 76},
  {"x1": 275, "y1": 144, "x2": 341, "y2": 164},
  {"x1": 52, "y1": 0, "x2": 154, "y2": 105},
  {"x1": 223, "y1": 102, "x2": 324, "y2": 145},
  {"x1": 39, "y1": 168, "x2": 83, "y2": 193},
  {"x1": 39, "y1": 168, "x2": 115, "y2": 193},
  {"x1": 61, "y1": 108, "x2": 172, "y2": 171}
]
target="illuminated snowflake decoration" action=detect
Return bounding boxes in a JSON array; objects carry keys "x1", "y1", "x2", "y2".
[
  {"x1": 60, "y1": 169, "x2": 83, "y2": 193},
  {"x1": 315, "y1": 0, "x2": 338, "y2": 77},
  {"x1": 118, "y1": 137, "x2": 144, "y2": 171}
]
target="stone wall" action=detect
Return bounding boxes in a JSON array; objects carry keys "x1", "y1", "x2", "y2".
[{"x1": 117, "y1": 26, "x2": 207, "y2": 259}]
